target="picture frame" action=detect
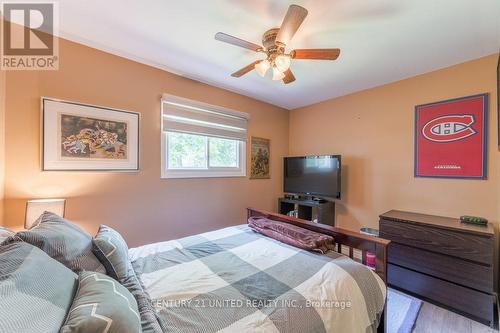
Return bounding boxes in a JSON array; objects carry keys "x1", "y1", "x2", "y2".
[
  {"x1": 250, "y1": 136, "x2": 270, "y2": 179},
  {"x1": 41, "y1": 97, "x2": 140, "y2": 171},
  {"x1": 414, "y1": 93, "x2": 488, "y2": 179}
]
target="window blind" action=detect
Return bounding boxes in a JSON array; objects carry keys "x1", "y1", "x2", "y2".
[{"x1": 161, "y1": 94, "x2": 249, "y2": 141}]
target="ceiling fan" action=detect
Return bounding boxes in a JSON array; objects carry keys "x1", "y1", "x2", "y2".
[{"x1": 215, "y1": 4, "x2": 340, "y2": 84}]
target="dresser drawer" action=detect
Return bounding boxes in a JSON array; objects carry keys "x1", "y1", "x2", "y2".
[
  {"x1": 388, "y1": 264, "x2": 494, "y2": 325},
  {"x1": 388, "y1": 243, "x2": 493, "y2": 293},
  {"x1": 380, "y1": 219, "x2": 493, "y2": 264}
]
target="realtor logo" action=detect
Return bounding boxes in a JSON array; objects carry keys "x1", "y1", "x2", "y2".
[{"x1": 1, "y1": 2, "x2": 59, "y2": 70}]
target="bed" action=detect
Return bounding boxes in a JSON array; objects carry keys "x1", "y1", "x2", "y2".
[
  {"x1": 129, "y1": 208, "x2": 389, "y2": 333},
  {"x1": 0, "y1": 208, "x2": 388, "y2": 333}
]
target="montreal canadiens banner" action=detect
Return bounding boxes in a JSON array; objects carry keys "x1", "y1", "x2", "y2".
[{"x1": 414, "y1": 94, "x2": 488, "y2": 179}]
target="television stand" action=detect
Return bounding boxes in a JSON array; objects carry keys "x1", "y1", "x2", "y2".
[{"x1": 278, "y1": 197, "x2": 335, "y2": 226}]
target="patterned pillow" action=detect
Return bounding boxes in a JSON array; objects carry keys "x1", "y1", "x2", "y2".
[
  {"x1": 93, "y1": 226, "x2": 165, "y2": 332},
  {"x1": 92, "y1": 225, "x2": 130, "y2": 281},
  {"x1": 0, "y1": 238, "x2": 78, "y2": 333},
  {"x1": 16, "y1": 211, "x2": 106, "y2": 273},
  {"x1": 60, "y1": 271, "x2": 141, "y2": 333},
  {"x1": 0, "y1": 226, "x2": 15, "y2": 243},
  {"x1": 121, "y1": 266, "x2": 165, "y2": 333}
]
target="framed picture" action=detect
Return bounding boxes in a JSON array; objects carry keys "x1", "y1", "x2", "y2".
[
  {"x1": 250, "y1": 136, "x2": 270, "y2": 179},
  {"x1": 42, "y1": 97, "x2": 140, "y2": 171},
  {"x1": 414, "y1": 93, "x2": 488, "y2": 179}
]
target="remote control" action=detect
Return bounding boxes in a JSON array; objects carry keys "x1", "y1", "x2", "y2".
[{"x1": 460, "y1": 215, "x2": 488, "y2": 226}]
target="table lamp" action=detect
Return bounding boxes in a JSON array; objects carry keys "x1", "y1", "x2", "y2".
[{"x1": 25, "y1": 199, "x2": 66, "y2": 229}]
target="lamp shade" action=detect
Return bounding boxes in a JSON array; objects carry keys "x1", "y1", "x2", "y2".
[
  {"x1": 254, "y1": 60, "x2": 270, "y2": 77},
  {"x1": 25, "y1": 199, "x2": 66, "y2": 229},
  {"x1": 274, "y1": 55, "x2": 291, "y2": 72},
  {"x1": 272, "y1": 66, "x2": 285, "y2": 81}
]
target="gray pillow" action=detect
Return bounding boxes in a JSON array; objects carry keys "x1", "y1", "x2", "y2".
[
  {"x1": 0, "y1": 238, "x2": 78, "y2": 333},
  {"x1": 92, "y1": 225, "x2": 130, "y2": 281},
  {"x1": 0, "y1": 226, "x2": 15, "y2": 243},
  {"x1": 16, "y1": 211, "x2": 105, "y2": 273},
  {"x1": 60, "y1": 271, "x2": 141, "y2": 333},
  {"x1": 121, "y1": 266, "x2": 165, "y2": 333},
  {"x1": 93, "y1": 226, "x2": 164, "y2": 332}
]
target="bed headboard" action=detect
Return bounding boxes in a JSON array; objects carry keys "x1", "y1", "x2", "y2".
[{"x1": 247, "y1": 208, "x2": 390, "y2": 283}]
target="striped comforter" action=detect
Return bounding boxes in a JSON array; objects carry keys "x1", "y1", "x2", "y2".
[{"x1": 129, "y1": 225, "x2": 386, "y2": 333}]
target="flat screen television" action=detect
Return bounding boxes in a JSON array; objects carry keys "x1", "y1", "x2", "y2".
[{"x1": 284, "y1": 155, "x2": 341, "y2": 199}]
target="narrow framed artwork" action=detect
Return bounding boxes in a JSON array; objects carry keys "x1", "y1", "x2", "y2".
[
  {"x1": 42, "y1": 97, "x2": 140, "y2": 171},
  {"x1": 250, "y1": 136, "x2": 270, "y2": 179},
  {"x1": 414, "y1": 93, "x2": 488, "y2": 179}
]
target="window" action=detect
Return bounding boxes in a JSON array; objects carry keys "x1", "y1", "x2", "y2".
[
  {"x1": 161, "y1": 95, "x2": 248, "y2": 178},
  {"x1": 166, "y1": 133, "x2": 239, "y2": 169}
]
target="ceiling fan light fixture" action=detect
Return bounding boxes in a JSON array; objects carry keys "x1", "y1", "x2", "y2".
[
  {"x1": 254, "y1": 60, "x2": 270, "y2": 77},
  {"x1": 274, "y1": 54, "x2": 291, "y2": 72},
  {"x1": 272, "y1": 66, "x2": 285, "y2": 81},
  {"x1": 216, "y1": 4, "x2": 339, "y2": 84}
]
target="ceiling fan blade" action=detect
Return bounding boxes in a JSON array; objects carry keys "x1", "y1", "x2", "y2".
[
  {"x1": 282, "y1": 69, "x2": 296, "y2": 84},
  {"x1": 231, "y1": 60, "x2": 261, "y2": 77},
  {"x1": 291, "y1": 48, "x2": 341, "y2": 60},
  {"x1": 275, "y1": 5, "x2": 308, "y2": 46},
  {"x1": 215, "y1": 32, "x2": 263, "y2": 52}
]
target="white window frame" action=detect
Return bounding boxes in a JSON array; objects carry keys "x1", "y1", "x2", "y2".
[{"x1": 161, "y1": 96, "x2": 247, "y2": 179}]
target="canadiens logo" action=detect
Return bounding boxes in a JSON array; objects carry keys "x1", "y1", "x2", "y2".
[{"x1": 422, "y1": 115, "x2": 476, "y2": 142}]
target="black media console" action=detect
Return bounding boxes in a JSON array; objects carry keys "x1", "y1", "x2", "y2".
[{"x1": 278, "y1": 197, "x2": 335, "y2": 226}]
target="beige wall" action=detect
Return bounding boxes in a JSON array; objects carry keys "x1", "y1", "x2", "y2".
[
  {"x1": 290, "y1": 54, "x2": 499, "y2": 232},
  {"x1": 0, "y1": 69, "x2": 5, "y2": 226},
  {"x1": 3, "y1": 38, "x2": 289, "y2": 246}
]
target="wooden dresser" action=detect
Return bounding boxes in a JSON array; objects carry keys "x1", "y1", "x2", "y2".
[{"x1": 379, "y1": 210, "x2": 495, "y2": 326}]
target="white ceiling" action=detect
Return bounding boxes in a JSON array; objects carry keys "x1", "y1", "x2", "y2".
[{"x1": 18, "y1": 1, "x2": 500, "y2": 109}]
